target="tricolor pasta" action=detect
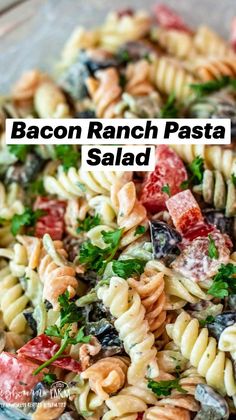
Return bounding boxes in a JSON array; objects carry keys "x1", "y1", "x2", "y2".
[{"x1": 0, "y1": 3, "x2": 235, "y2": 419}]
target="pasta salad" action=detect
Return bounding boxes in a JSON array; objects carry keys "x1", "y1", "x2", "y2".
[{"x1": 0, "y1": 3, "x2": 236, "y2": 420}]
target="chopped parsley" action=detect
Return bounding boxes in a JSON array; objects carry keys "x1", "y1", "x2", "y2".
[
  {"x1": 231, "y1": 173, "x2": 236, "y2": 186},
  {"x1": 27, "y1": 178, "x2": 46, "y2": 196},
  {"x1": 79, "y1": 228, "x2": 123, "y2": 274},
  {"x1": 11, "y1": 208, "x2": 45, "y2": 236},
  {"x1": 207, "y1": 263, "x2": 236, "y2": 298},
  {"x1": 188, "y1": 155, "x2": 204, "y2": 183},
  {"x1": 76, "y1": 214, "x2": 101, "y2": 233},
  {"x1": 199, "y1": 315, "x2": 215, "y2": 327},
  {"x1": 118, "y1": 50, "x2": 131, "y2": 63},
  {"x1": 112, "y1": 258, "x2": 146, "y2": 279},
  {"x1": 134, "y1": 225, "x2": 146, "y2": 236},
  {"x1": 208, "y1": 235, "x2": 219, "y2": 260},
  {"x1": 179, "y1": 180, "x2": 189, "y2": 190},
  {"x1": 148, "y1": 378, "x2": 187, "y2": 397},
  {"x1": 55, "y1": 145, "x2": 80, "y2": 171},
  {"x1": 8, "y1": 145, "x2": 31, "y2": 162},
  {"x1": 42, "y1": 373, "x2": 57, "y2": 385},
  {"x1": 161, "y1": 184, "x2": 171, "y2": 196},
  {"x1": 190, "y1": 76, "x2": 236, "y2": 96},
  {"x1": 160, "y1": 93, "x2": 179, "y2": 118}
]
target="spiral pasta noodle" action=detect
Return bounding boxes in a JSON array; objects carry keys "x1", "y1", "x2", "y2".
[
  {"x1": 151, "y1": 57, "x2": 197, "y2": 99},
  {"x1": 86, "y1": 68, "x2": 122, "y2": 118},
  {"x1": 166, "y1": 311, "x2": 236, "y2": 396},
  {"x1": 128, "y1": 268, "x2": 167, "y2": 340},
  {"x1": 81, "y1": 357, "x2": 129, "y2": 400},
  {"x1": 0, "y1": 263, "x2": 29, "y2": 333},
  {"x1": 103, "y1": 381, "x2": 157, "y2": 420},
  {"x1": 147, "y1": 260, "x2": 211, "y2": 308},
  {"x1": 194, "y1": 25, "x2": 235, "y2": 58},
  {"x1": 114, "y1": 181, "x2": 148, "y2": 248},
  {"x1": 154, "y1": 28, "x2": 194, "y2": 59},
  {"x1": 116, "y1": 92, "x2": 162, "y2": 118},
  {"x1": 44, "y1": 165, "x2": 132, "y2": 200},
  {"x1": 34, "y1": 81, "x2": 71, "y2": 118},
  {"x1": 97, "y1": 276, "x2": 159, "y2": 384},
  {"x1": 170, "y1": 145, "x2": 236, "y2": 179},
  {"x1": 100, "y1": 11, "x2": 151, "y2": 52},
  {"x1": 125, "y1": 60, "x2": 155, "y2": 96},
  {"x1": 196, "y1": 58, "x2": 236, "y2": 81},
  {"x1": 38, "y1": 234, "x2": 78, "y2": 309},
  {"x1": 193, "y1": 169, "x2": 236, "y2": 216}
]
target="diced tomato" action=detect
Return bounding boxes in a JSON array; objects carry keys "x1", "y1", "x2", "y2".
[
  {"x1": 137, "y1": 413, "x2": 144, "y2": 420},
  {"x1": 140, "y1": 145, "x2": 187, "y2": 213},
  {"x1": 166, "y1": 189, "x2": 203, "y2": 233},
  {"x1": 0, "y1": 352, "x2": 44, "y2": 403},
  {"x1": 34, "y1": 197, "x2": 66, "y2": 240},
  {"x1": 153, "y1": 4, "x2": 193, "y2": 33},
  {"x1": 18, "y1": 334, "x2": 81, "y2": 373},
  {"x1": 230, "y1": 17, "x2": 236, "y2": 51}
]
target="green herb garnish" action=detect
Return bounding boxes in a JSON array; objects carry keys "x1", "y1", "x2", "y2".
[
  {"x1": 76, "y1": 214, "x2": 101, "y2": 233},
  {"x1": 8, "y1": 145, "x2": 31, "y2": 162},
  {"x1": 33, "y1": 291, "x2": 86, "y2": 375},
  {"x1": 207, "y1": 263, "x2": 236, "y2": 298},
  {"x1": 112, "y1": 258, "x2": 146, "y2": 279},
  {"x1": 27, "y1": 178, "x2": 46, "y2": 196},
  {"x1": 134, "y1": 225, "x2": 146, "y2": 236},
  {"x1": 179, "y1": 180, "x2": 189, "y2": 190},
  {"x1": 55, "y1": 145, "x2": 80, "y2": 171},
  {"x1": 148, "y1": 378, "x2": 187, "y2": 397},
  {"x1": 42, "y1": 373, "x2": 57, "y2": 385},
  {"x1": 199, "y1": 315, "x2": 215, "y2": 327},
  {"x1": 79, "y1": 228, "x2": 123, "y2": 274},
  {"x1": 231, "y1": 173, "x2": 236, "y2": 186},
  {"x1": 208, "y1": 235, "x2": 219, "y2": 260},
  {"x1": 161, "y1": 184, "x2": 171, "y2": 196},
  {"x1": 118, "y1": 50, "x2": 131, "y2": 63},
  {"x1": 11, "y1": 208, "x2": 45, "y2": 236},
  {"x1": 160, "y1": 93, "x2": 179, "y2": 118},
  {"x1": 188, "y1": 156, "x2": 204, "y2": 183},
  {"x1": 190, "y1": 76, "x2": 236, "y2": 96}
]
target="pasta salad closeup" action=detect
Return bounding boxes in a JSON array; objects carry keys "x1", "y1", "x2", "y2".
[{"x1": 0, "y1": 3, "x2": 236, "y2": 420}]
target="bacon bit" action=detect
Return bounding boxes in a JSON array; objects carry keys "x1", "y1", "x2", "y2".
[{"x1": 153, "y1": 4, "x2": 193, "y2": 33}]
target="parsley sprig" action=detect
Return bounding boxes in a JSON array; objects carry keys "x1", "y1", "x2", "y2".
[
  {"x1": 42, "y1": 373, "x2": 57, "y2": 385},
  {"x1": 207, "y1": 263, "x2": 236, "y2": 298},
  {"x1": 134, "y1": 225, "x2": 146, "y2": 236},
  {"x1": 188, "y1": 156, "x2": 204, "y2": 183},
  {"x1": 190, "y1": 76, "x2": 236, "y2": 96},
  {"x1": 160, "y1": 93, "x2": 179, "y2": 118},
  {"x1": 33, "y1": 291, "x2": 88, "y2": 375},
  {"x1": 199, "y1": 315, "x2": 215, "y2": 327},
  {"x1": 76, "y1": 214, "x2": 101, "y2": 233},
  {"x1": 112, "y1": 258, "x2": 146, "y2": 279},
  {"x1": 55, "y1": 145, "x2": 80, "y2": 171},
  {"x1": 148, "y1": 378, "x2": 187, "y2": 397},
  {"x1": 11, "y1": 208, "x2": 45, "y2": 236},
  {"x1": 79, "y1": 228, "x2": 123, "y2": 274}
]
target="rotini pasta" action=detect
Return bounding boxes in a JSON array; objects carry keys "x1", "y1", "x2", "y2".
[
  {"x1": 97, "y1": 276, "x2": 159, "y2": 384},
  {"x1": 151, "y1": 57, "x2": 197, "y2": 99},
  {"x1": 193, "y1": 169, "x2": 236, "y2": 216},
  {"x1": 166, "y1": 311, "x2": 236, "y2": 396},
  {"x1": 171, "y1": 144, "x2": 236, "y2": 179}
]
